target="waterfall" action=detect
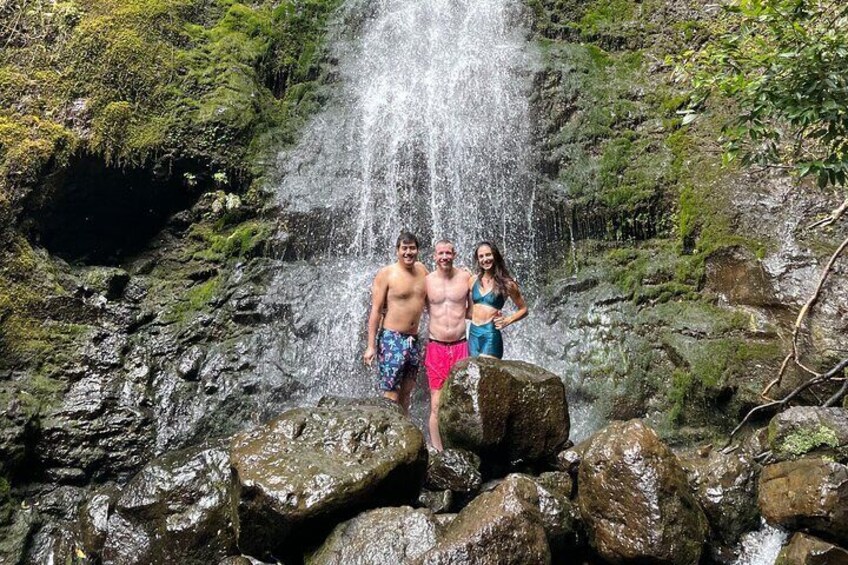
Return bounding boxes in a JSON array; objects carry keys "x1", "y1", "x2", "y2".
[
  {"x1": 266, "y1": 0, "x2": 542, "y2": 415},
  {"x1": 278, "y1": 0, "x2": 536, "y2": 263}
]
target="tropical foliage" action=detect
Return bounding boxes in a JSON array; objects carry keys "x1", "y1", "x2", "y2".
[{"x1": 680, "y1": 0, "x2": 848, "y2": 188}]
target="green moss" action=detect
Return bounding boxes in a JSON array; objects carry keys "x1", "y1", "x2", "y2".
[
  {"x1": 0, "y1": 476, "x2": 10, "y2": 524},
  {"x1": 163, "y1": 274, "x2": 223, "y2": 323},
  {"x1": 778, "y1": 426, "x2": 840, "y2": 458},
  {"x1": 664, "y1": 336, "x2": 782, "y2": 425},
  {"x1": 0, "y1": 0, "x2": 343, "y2": 221}
]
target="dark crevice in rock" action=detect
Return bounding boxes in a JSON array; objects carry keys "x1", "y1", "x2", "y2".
[{"x1": 26, "y1": 155, "x2": 208, "y2": 266}]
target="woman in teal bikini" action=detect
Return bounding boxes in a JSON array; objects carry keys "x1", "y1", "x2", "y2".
[{"x1": 468, "y1": 241, "x2": 528, "y2": 358}]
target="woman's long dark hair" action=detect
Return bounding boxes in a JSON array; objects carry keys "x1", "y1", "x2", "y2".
[{"x1": 473, "y1": 241, "x2": 513, "y2": 297}]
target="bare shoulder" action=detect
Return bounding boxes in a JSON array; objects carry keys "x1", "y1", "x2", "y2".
[
  {"x1": 507, "y1": 278, "x2": 521, "y2": 292},
  {"x1": 460, "y1": 268, "x2": 473, "y2": 280},
  {"x1": 374, "y1": 264, "x2": 394, "y2": 283},
  {"x1": 415, "y1": 262, "x2": 429, "y2": 277},
  {"x1": 468, "y1": 273, "x2": 478, "y2": 289}
]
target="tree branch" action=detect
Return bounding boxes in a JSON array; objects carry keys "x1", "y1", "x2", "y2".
[{"x1": 807, "y1": 197, "x2": 848, "y2": 230}]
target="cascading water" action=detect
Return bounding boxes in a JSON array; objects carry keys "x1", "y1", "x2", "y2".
[
  {"x1": 266, "y1": 0, "x2": 548, "y2": 419},
  {"x1": 278, "y1": 0, "x2": 536, "y2": 262}
]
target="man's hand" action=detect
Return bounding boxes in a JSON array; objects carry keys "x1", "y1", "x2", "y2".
[{"x1": 363, "y1": 345, "x2": 376, "y2": 366}]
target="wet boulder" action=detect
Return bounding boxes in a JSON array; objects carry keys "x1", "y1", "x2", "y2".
[
  {"x1": 680, "y1": 447, "x2": 761, "y2": 559},
  {"x1": 425, "y1": 448, "x2": 482, "y2": 494},
  {"x1": 439, "y1": 358, "x2": 569, "y2": 469},
  {"x1": 101, "y1": 444, "x2": 237, "y2": 565},
  {"x1": 768, "y1": 407, "x2": 848, "y2": 462},
  {"x1": 306, "y1": 507, "x2": 440, "y2": 565},
  {"x1": 418, "y1": 489, "x2": 453, "y2": 514},
  {"x1": 578, "y1": 420, "x2": 708, "y2": 564},
  {"x1": 419, "y1": 475, "x2": 552, "y2": 564},
  {"x1": 759, "y1": 458, "x2": 848, "y2": 544},
  {"x1": 775, "y1": 532, "x2": 848, "y2": 564},
  {"x1": 501, "y1": 472, "x2": 579, "y2": 554},
  {"x1": 230, "y1": 405, "x2": 427, "y2": 557}
]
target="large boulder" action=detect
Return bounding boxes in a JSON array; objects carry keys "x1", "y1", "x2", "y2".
[
  {"x1": 230, "y1": 405, "x2": 427, "y2": 557},
  {"x1": 306, "y1": 507, "x2": 440, "y2": 565},
  {"x1": 775, "y1": 532, "x2": 848, "y2": 565},
  {"x1": 768, "y1": 407, "x2": 848, "y2": 462},
  {"x1": 759, "y1": 458, "x2": 848, "y2": 544},
  {"x1": 578, "y1": 420, "x2": 708, "y2": 564},
  {"x1": 101, "y1": 444, "x2": 238, "y2": 565},
  {"x1": 418, "y1": 475, "x2": 552, "y2": 564},
  {"x1": 439, "y1": 358, "x2": 569, "y2": 469},
  {"x1": 679, "y1": 447, "x2": 761, "y2": 560}
]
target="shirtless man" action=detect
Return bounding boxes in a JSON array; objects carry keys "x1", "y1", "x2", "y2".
[
  {"x1": 363, "y1": 232, "x2": 428, "y2": 415},
  {"x1": 424, "y1": 239, "x2": 472, "y2": 451}
]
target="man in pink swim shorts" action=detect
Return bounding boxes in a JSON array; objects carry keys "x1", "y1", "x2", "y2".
[{"x1": 425, "y1": 239, "x2": 472, "y2": 451}]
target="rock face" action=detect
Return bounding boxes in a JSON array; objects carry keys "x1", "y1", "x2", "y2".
[
  {"x1": 680, "y1": 447, "x2": 761, "y2": 558},
  {"x1": 775, "y1": 532, "x2": 848, "y2": 565},
  {"x1": 230, "y1": 405, "x2": 427, "y2": 557},
  {"x1": 759, "y1": 458, "x2": 848, "y2": 544},
  {"x1": 578, "y1": 420, "x2": 708, "y2": 564},
  {"x1": 768, "y1": 407, "x2": 848, "y2": 462},
  {"x1": 306, "y1": 507, "x2": 439, "y2": 565},
  {"x1": 424, "y1": 448, "x2": 482, "y2": 495},
  {"x1": 439, "y1": 358, "x2": 569, "y2": 469},
  {"x1": 101, "y1": 444, "x2": 238, "y2": 565},
  {"x1": 419, "y1": 475, "x2": 552, "y2": 564},
  {"x1": 502, "y1": 472, "x2": 579, "y2": 554},
  {"x1": 79, "y1": 483, "x2": 121, "y2": 559}
]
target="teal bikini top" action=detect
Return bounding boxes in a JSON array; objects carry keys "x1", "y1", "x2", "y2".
[{"x1": 472, "y1": 278, "x2": 506, "y2": 310}]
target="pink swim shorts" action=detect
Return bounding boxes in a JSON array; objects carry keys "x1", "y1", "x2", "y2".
[{"x1": 425, "y1": 339, "x2": 469, "y2": 390}]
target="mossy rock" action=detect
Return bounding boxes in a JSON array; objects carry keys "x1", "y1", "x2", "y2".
[{"x1": 768, "y1": 407, "x2": 848, "y2": 463}]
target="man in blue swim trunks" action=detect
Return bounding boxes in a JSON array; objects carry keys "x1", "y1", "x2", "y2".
[{"x1": 363, "y1": 232, "x2": 428, "y2": 415}]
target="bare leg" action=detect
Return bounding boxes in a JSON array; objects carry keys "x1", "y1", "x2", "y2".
[
  {"x1": 428, "y1": 388, "x2": 443, "y2": 452},
  {"x1": 398, "y1": 376, "x2": 416, "y2": 417},
  {"x1": 383, "y1": 390, "x2": 399, "y2": 404}
]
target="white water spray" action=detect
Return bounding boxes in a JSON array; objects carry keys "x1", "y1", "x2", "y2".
[{"x1": 270, "y1": 0, "x2": 539, "y2": 406}]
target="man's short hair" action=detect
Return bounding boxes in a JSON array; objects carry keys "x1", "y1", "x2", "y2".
[
  {"x1": 434, "y1": 238, "x2": 455, "y2": 251},
  {"x1": 396, "y1": 231, "x2": 420, "y2": 249}
]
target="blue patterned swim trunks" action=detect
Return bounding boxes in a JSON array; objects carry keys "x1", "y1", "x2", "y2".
[{"x1": 377, "y1": 329, "x2": 420, "y2": 392}]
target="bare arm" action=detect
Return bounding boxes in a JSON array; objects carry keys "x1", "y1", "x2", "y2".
[
  {"x1": 364, "y1": 269, "x2": 388, "y2": 366},
  {"x1": 465, "y1": 271, "x2": 474, "y2": 319},
  {"x1": 494, "y1": 280, "x2": 528, "y2": 330}
]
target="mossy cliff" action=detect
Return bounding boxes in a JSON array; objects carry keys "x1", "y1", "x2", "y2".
[
  {"x1": 530, "y1": 0, "x2": 846, "y2": 440},
  {"x1": 0, "y1": 0, "x2": 341, "y2": 557}
]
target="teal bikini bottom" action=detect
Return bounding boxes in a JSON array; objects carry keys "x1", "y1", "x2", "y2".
[{"x1": 468, "y1": 321, "x2": 503, "y2": 359}]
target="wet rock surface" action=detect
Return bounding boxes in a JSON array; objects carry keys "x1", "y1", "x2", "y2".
[
  {"x1": 230, "y1": 405, "x2": 427, "y2": 557},
  {"x1": 24, "y1": 486, "x2": 88, "y2": 565},
  {"x1": 502, "y1": 472, "x2": 579, "y2": 553},
  {"x1": 79, "y1": 483, "x2": 121, "y2": 559},
  {"x1": 578, "y1": 419, "x2": 708, "y2": 564},
  {"x1": 759, "y1": 458, "x2": 848, "y2": 544},
  {"x1": 101, "y1": 444, "x2": 237, "y2": 565},
  {"x1": 775, "y1": 532, "x2": 848, "y2": 565},
  {"x1": 439, "y1": 358, "x2": 570, "y2": 470},
  {"x1": 418, "y1": 474, "x2": 552, "y2": 565},
  {"x1": 425, "y1": 448, "x2": 482, "y2": 494},
  {"x1": 306, "y1": 506, "x2": 440, "y2": 565},
  {"x1": 680, "y1": 446, "x2": 761, "y2": 559},
  {"x1": 418, "y1": 489, "x2": 453, "y2": 514},
  {"x1": 768, "y1": 407, "x2": 848, "y2": 462}
]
